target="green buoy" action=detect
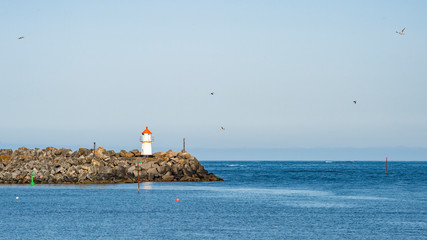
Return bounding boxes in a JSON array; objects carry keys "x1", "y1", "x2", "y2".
[{"x1": 30, "y1": 172, "x2": 35, "y2": 186}]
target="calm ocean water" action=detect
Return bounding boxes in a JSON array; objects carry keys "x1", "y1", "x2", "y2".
[{"x1": 0, "y1": 161, "x2": 426, "y2": 239}]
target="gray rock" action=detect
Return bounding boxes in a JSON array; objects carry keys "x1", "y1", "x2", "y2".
[
  {"x1": 106, "y1": 150, "x2": 116, "y2": 157},
  {"x1": 162, "y1": 171, "x2": 175, "y2": 181},
  {"x1": 95, "y1": 147, "x2": 108, "y2": 159},
  {"x1": 130, "y1": 149, "x2": 139, "y2": 156},
  {"x1": 80, "y1": 164, "x2": 92, "y2": 172},
  {"x1": 78, "y1": 173, "x2": 88, "y2": 181},
  {"x1": 180, "y1": 176, "x2": 194, "y2": 181},
  {"x1": 91, "y1": 159, "x2": 104, "y2": 167},
  {"x1": 167, "y1": 151, "x2": 180, "y2": 158},
  {"x1": 171, "y1": 165, "x2": 180, "y2": 175},
  {"x1": 113, "y1": 166, "x2": 126, "y2": 178},
  {"x1": 156, "y1": 165, "x2": 167, "y2": 174},
  {"x1": 11, "y1": 171, "x2": 20, "y2": 179},
  {"x1": 119, "y1": 150, "x2": 127, "y2": 157},
  {"x1": 0, "y1": 149, "x2": 12, "y2": 155},
  {"x1": 56, "y1": 166, "x2": 66, "y2": 174},
  {"x1": 147, "y1": 167, "x2": 159, "y2": 175},
  {"x1": 79, "y1": 148, "x2": 90, "y2": 156},
  {"x1": 99, "y1": 166, "x2": 113, "y2": 175},
  {"x1": 140, "y1": 162, "x2": 152, "y2": 170}
]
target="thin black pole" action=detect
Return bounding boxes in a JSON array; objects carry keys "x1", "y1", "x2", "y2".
[
  {"x1": 93, "y1": 142, "x2": 96, "y2": 158},
  {"x1": 183, "y1": 138, "x2": 186, "y2": 152}
]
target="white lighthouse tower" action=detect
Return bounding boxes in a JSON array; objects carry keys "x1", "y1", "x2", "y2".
[{"x1": 140, "y1": 126, "x2": 153, "y2": 157}]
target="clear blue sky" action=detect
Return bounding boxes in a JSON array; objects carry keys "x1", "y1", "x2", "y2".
[{"x1": 1, "y1": 1, "x2": 426, "y2": 160}]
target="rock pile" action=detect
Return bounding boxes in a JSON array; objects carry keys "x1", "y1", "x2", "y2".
[{"x1": 0, "y1": 147, "x2": 222, "y2": 184}]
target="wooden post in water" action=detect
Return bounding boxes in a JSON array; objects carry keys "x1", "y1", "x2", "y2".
[
  {"x1": 386, "y1": 157, "x2": 388, "y2": 174},
  {"x1": 138, "y1": 161, "x2": 142, "y2": 193}
]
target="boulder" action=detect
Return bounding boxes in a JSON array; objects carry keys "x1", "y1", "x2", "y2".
[
  {"x1": 127, "y1": 166, "x2": 136, "y2": 173},
  {"x1": 130, "y1": 149, "x2": 140, "y2": 156},
  {"x1": 95, "y1": 147, "x2": 107, "y2": 158},
  {"x1": 171, "y1": 165, "x2": 180, "y2": 175},
  {"x1": 167, "y1": 150, "x2": 180, "y2": 158},
  {"x1": 156, "y1": 165, "x2": 167, "y2": 174},
  {"x1": 79, "y1": 148, "x2": 90, "y2": 156},
  {"x1": 182, "y1": 168, "x2": 193, "y2": 177},
  {"x1": 80, "y1": 164, "x2": 93, "y2": 172},
  {"x1": 106, "y1": 150, "x2": 116, "y2": 157},
  {"x1": 140, "y1": 162, "x2": 152, "y2": 170},
  {"x1": 119, "y1": 150, "x2": 127, "y2": 157},
  {"x1": 98, "y1": 166, "x2": 113, "y2": 175},
  {"x1": 153, "y1": 152, "x2": 165, "y2": 158},
  {"x1": 178, "y1": 152, "x2": 190, "y2": 158},
  {"x1": 147, "y1": 167, "x2": 159, "y2": 176},
  {"x1": 0, "y1": 149, "x2": 13, "y2": 156},
  {"x1": 11, "y1": 171, "x2": 21, "y2": 179},
  {"x1": 180, "y1": 176, "x2": 195, "y2": 181},
  {"x1": 91, "y1": 158, "x2": 104, "y2": 167},
  {"x1": 113, "y1": 166, "x2": 126, "y2": 178},
  {"x1": 78, "y1": 173, "x2": 88, "y2": 181},
  {"x1": 55, "y1": 148, "x2": 68, "y2": 156},
  {"x1": 161, "y1": 171, "x2": 175, "y2": 181}
]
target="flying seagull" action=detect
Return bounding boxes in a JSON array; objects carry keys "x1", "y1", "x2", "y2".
[
  {"x1": 220, "y1": 126, "x2": 225, "y2": 131},
  {"x1": 353, "y1": 100, "x2": 357, "y2": 104},
  {"x1": 18, "y1": 36, "x2": 24, "y2": 39},
  {"x1": 210, "y1": 92, "x2": 214, "y2": 95},
  {"x1": 396, "y1": 28, "x2": 405, "y2": 35}
]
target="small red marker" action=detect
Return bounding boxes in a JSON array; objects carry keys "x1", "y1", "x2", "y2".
[{"x1": 176, "y1": 198, "x2": 180, "y2": 202}]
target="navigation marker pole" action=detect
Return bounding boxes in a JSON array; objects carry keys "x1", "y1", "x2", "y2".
[
  {"x1": 138, "y1": 161, "x2": 142, "y2": 193},
  {"x1": 93, "y1": 142, "x2": 96, "y2": 159},
  {"x1": 386, "y1": 157, "x2": 388, "y2": 174},
  {"x1": 30, "y1": 172, "x2": 35, "y2": 186}
]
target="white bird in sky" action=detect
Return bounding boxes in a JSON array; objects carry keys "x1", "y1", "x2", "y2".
[{"x1": 396, "y1": 27, "x2": 406, "y2": 35}]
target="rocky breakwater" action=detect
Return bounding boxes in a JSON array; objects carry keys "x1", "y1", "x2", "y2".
[{"x1": 0, "y1": 147, "x2": 222, "y2": 184}]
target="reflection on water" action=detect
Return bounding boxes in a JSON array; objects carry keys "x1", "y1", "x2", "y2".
[{"x1": 142, "y1": 182, "x2": 153, "y2": 190}]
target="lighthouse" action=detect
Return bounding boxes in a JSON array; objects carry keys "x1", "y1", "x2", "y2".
[{"x1": 140, "y1": 126, "x2": 153, "y2": 157}]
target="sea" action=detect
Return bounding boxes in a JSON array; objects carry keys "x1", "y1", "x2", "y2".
[{"x1": 0, "y1": 161, "x2": 426, "y2": 240}]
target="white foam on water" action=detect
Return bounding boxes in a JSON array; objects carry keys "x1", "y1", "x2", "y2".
[
  {"x1": 337, "y1": 195, "x2": 391, "y2": 201},
  {"x1": 286, "y1": 201, "x2": 352, "y2": 208},
  {"x1": 230, "y1": 188, "x2": 331, "y2": 197},
  {"x1": 144, "y1": 185, "x2": 332, "y2": 198},
  {"x1": 389, "y1": 221, "x2": 427, "y2": 226}
]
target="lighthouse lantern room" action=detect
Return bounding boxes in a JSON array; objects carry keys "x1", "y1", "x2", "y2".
[{"x1": 140, "y1": 126, "x2": 153, "y2": 157}]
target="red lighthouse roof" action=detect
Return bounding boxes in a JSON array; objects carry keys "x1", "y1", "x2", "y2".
[{"x1": 142, "y1": 126, "x2": 152, "y2": 134}]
